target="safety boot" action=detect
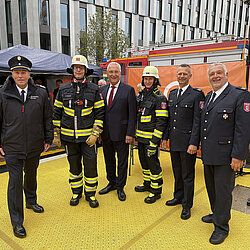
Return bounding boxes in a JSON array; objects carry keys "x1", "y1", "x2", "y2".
[
  {"x1": 86, "y1": 196, "x2": 99, "y2": 208},
  {"x1": 144, "y1": 193, "x2": 161, "y2": 204},
  {"x1": 134, "y1": 184, "x2": 150, "y2": 192},
  {"x1": 70, "y1": 193, "x2": 82, "y2": 206}
]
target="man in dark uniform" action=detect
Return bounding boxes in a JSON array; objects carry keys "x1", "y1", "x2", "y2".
[
  {"x1": 135, "y1": 66, "x2": 168, "y2": 203},
  {"x1": 53, "y1": 55, "x2": 104, "y2": 208},
  {"x1": 162, "y1": 64, "x2": 205, "y2": 219},
  {"x1": 201, "y1": 63, "x2": 250, "y2": 245},
  {"x1": 0, "y1": 56, "x2": 53, "y2": 238},
  {"x1": 99, "y1": 62, "x2": 136, "y2": 201}
]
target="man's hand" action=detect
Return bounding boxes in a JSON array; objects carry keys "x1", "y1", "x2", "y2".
[
  {"x1": 231, "y1": 158, "x2": 243, "y2": 171},
  {"x1": 125, "y1": 136, "x2": 133, "y2": 144},
  {"x1": 44, "y1": 144, "x2": 50, "y2": 152},
  {"x1": 0, "y1": 147, "x2": 5, "y2": 158},
  {"x1": 161, "y1": 139, "x2": 167, "y2": 150},
  {"x1": 187, "y1": 144, "x2": 197, "y2": 154},
  {"x1": 86, "y1": 134, "x2": 98, "y2": 147}
]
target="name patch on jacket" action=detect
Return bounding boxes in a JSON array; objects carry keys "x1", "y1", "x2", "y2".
[
  {"x1": 244, "y1": 103, "x2": 250, "y2": 112},
  {"x1": 30, "y1": 95, "x2": 39, "y2": 100}
]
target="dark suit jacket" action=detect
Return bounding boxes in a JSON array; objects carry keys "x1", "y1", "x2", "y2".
[
  {"x1": 164, "y1": 85, "x2": 205, "y2": 151},
  {"x1": 201, "y1": 83, "x2": 250, "y2": 165},
  {"x1": 100, "y1": 82, "x2": 137, "y2": 141}
]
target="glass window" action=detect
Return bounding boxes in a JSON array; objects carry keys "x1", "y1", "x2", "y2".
[
  {"x1": 104, "y1": 0, "x2": 110, "y2": 8},
  {"x1": 21, "y1": 32, "x2": 28, "y2": 45},
  {"x1": 177, "y1": 5, "x2": 182, "y2": 24},
  {"x1": 88, "y1": 0, "x2": 95, "y2": 3},
  {"x1": 156, "y1": 0, "x2": 162, "y2": 19},
  {"x1": 150, "y1": 22, "x2": 155, "y2": 42},
  {"x1": 79, "y1": 7, "x2": 86, "y2": 31},
  {"x1": 138, "y1": 19, "x2": 143, "y2": 41},
  {"x1": 196, "y1": 10, "x2": 200, "y2": 28},
  {"x1": 60, "y1": 4, "x2": 69, "y2": 29},
  {"x1": 196, "y1": 0, "x2": 200, "y2": 8},
  {"x1": 167, "y1": 3, "x2": 172, "y2": 22},
  {"x1": 40, "y1": 33, "x2": 51, "y2": 50},
  {"x1": 6, "y1": 1, "x2": 12, "y2": 27},
  {"x1": 19, "y1": 0, "x2": 27, "y2": 25},
  {"x1": 125, "y1": 16, "x2": 131, "y2": 44},
  {"x1": 62, "y1": 36, "x2": 70, "y2": 55},
  {"x1": 171, "y1": 24, "x2": 176, "y2": 42},
  {"x1": 211, "y1": 15, "x2": 215, "y2": 31},
  {"x1": 190, "y1": 28, "x2": 194, "y2": 39},
  {"x1": 226, "y1": 1, "x2": 230, "y2": 18},
  {"x1": 182, "y1": 26, "x2": 185, "y2": 40},
  {"x1": 161, "y1": 24, "x2": 166, "y2": 43},
  {"x1": 132, "y1": 0, "x2": 138, "y2": 14},
  {"x1": 145, "y1": 0, "x2": 149, "y2": 16},
  {"x1": 119, "y1": 0, "x2": 125, "y2": 11},
  {"x1": 39, "y1": 0, "x2": 50, "y2": 26}
]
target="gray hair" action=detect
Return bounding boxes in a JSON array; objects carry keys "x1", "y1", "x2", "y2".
[
  {"x1": 107, "y1": 62, "x2": 121, "y2": 72},
  {"x1": 178, "y1": 64, "x2": 191, "y2": 74},
  {"x1": 207, "y1": 63, "x2": 228, "y2": 75}
]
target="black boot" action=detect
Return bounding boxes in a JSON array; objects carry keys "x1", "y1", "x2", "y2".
[{"x1": 70, "y1": 193, "x2": 82, "y2": 206}]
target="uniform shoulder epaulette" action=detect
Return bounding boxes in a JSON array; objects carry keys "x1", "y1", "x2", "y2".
[
  {"x1": 88, "y1": 82, "x2": 98, "y2": 91},
  {"x1": 193, "y1": 88, "x2": 202, "y2": 92},
  {"x1": 36, "y1": 84, "x2": 46, "y2": 89},
  {"x1": 236, "y1": 86, "x2": 247, "y2": 91}
]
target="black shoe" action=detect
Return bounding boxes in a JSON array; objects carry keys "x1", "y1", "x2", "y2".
[
  {"x1": 134, "y1": 184, "x2": 150, "y2": 192},
  {"x1": 202, "y1": 214, "x2": 213, "y2": 223},
  {"x1": 26, "y1": 203, "x2": 44, "y2": 213},
  {"x1": 70, "y1": 193, "x2": 82, "y2": 206},
  {"x1": 144, "y1": 193, "x2": 161, "y2": 204},
  {"x1": 13, "y1": 225, "x2": 26, "y2": 238},
  {"x1": 99, "y1": 184, "x2": 116, "y2": 195},
  {"x1": 181, "y1": 208, "x2": 191, "y2": 220},
  {"x1": 117, "y1": 189, "x2": 126, "y2": 201},
  {"x1": 209, "y1": 231, "x2": 228, "y2": 245},
  {"x1": 165, "y1": 198, "x2": 182, "y2": 206},
  {"x1": 85, "y1": 196, "x2": 99, "y2": 208}
]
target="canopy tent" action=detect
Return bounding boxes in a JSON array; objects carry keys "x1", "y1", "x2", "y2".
[{"x1": 0, "y1": 44, "x2": 102, "y2": 78}]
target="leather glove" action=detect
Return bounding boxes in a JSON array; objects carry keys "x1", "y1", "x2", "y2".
[
  {"x1": 86, "y1": 134, "x2": 98, "y2": 147},
  {"x1": 92, "y1": 125, "x2": 103, "y2": 137},
  {"x1": 53, "y1": 128, "x2": 61, "y2": 147},
  {"x1": 147, "y1": 142, "x2": 158, "y2": 157}
]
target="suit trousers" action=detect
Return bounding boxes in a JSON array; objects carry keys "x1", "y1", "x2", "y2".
[
  {"x1": 5, "y1": 155, "x2": 40, "y2": 226},
  {"x1": 170, "y1": 151, "x2": 196, "y2": 209},
  {"x1": 204, "y1": 164, "x2": 235, "y2": 233},
  {"x1": 102, "y1": 136, "x2": 129, "y2": 190}
]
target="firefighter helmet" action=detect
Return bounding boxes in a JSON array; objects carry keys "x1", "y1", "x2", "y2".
[
  {"x1": 142, "y1": 66, "x2": 159, "y2": 79},
  {"x1": 71, "y1": 55, "x2": 89, "y2": 69}
]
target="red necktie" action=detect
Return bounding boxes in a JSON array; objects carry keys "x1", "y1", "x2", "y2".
[{"x1": 108, "y1": 85, "x2": 115, "y2": 109}]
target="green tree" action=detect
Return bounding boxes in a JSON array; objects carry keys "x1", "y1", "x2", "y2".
[{"x1": 78, "y1": 8, "x2": 130, "y2": 66}]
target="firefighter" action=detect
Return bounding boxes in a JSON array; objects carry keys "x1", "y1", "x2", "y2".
[
  {"x1": 53, "y1": 55, "x2": 104, "y2": 208},
  {"x1": 135, "y1": 66, "x2": 168, "y2": 203}
]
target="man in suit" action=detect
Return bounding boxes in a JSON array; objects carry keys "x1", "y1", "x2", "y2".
[
  {"x1": 99, "y1": 62, "x2": 137, "y2": 201},
  {"x1": 201, "y1": 63, "x2": 250, "y2": 245},
  {"x1": 162, "y1": 64, "x2": 205, "y2": 220}
]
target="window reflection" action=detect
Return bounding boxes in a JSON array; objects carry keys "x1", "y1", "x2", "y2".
[
  {"x1": 60, "y1": 3, "x2": 68, "y2": 29},
  {"x1": 19, "y1": 0, "x2": 27, "y2": 25},
  {"x1": 39, "y1": 0, "x2": 49, "y2": 26},
  {"x1": 80, "y1": 7, "x2": 86, "y2": 31}
]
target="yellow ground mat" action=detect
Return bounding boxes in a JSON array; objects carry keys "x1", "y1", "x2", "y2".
[{"x1": 0, "y1": 148, "x2": 249, "y2": 249}]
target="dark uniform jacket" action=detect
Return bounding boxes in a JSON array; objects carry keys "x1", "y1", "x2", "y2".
[
  {"x1": 100, "y1": 82, "x2": 136, "y2": 141},
  {"x1": 201, "y1": 83, "x2": 250, "y2": 165},
  {"x1": 53, "y1": 80, "x2": 104, "y2": 143},
  {"x1": 136, "y1": 87, "x2": 168, "y2": 145},
  {"x1": 163, "y1": 85, "x2": 205, "y2": 151},
  {"x1": 0, "y1": 76, "x2": 53, "y2": 158}
]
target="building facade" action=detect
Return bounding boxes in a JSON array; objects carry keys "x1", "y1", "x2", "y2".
[{"x1": 0, "y1": 0, "x2": 249, "y2": 56}]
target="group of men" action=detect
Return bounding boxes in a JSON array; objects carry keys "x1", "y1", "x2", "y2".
[{"x1": 0, "y1": 55, "x2": 249, "y2": 246}]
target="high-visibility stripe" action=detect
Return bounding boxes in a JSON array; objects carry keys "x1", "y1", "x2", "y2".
[
  {"x1": 54, "y1": 100, "x2": 63, "y2": 108},
  {"x1": 70, "y1": 172, "x2": 83, "y2": 179},
  {"x1": 61, "y1": 128, "x2": 74, "y2": 136},
  {"x1": 150, "y1": 172, "x2": 163, "y2": 180},
  {"x1": 94, "y1": 100, "x2": 104, "y2": 109},
  {"x1": 93, "y1": 119, "x2": 103, "y2": 127},
  {"x1": 71, "y1": 180, "x2": 83, "y2": 188},
  {"x1": 136, "y1": 130, "x2": 153, "y2": 139},
  {"x1": 141, "y1": 115, "x2": 151, "y2": 123},
  {"x1": 150, "y1": 183, "x2": 163, "y2": 189},
  {"x1": 81, "y1": 107, "x2": 93, "y2": 116},
  {"x1": 85, "y1": 185, "x2": 97, "y2": 191},
  {"x1": 84, "y1": 177, "x2": 98, "y2": 184},
  {"x1": 63, "y1": 106, "x2": 75, "y2": 116},
  {"x1": 75, "y1": 129, "x2": 92, "y2": 137},
  {"x1": 53, "y1": 120, "x2": 61, "y2": 127},
  {"x1": 155, "y1": 110, "x2": 168, "y2": 117},
  {"x1": 153, "y1": 129, "x2": 163, "y2": 139}
]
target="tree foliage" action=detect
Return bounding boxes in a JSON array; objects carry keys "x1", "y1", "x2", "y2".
[{"x1": 77, "y1": 8, "x2": 130, "y2": 66}]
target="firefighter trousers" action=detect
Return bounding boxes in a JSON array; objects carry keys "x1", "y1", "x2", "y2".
[{"x1": 64, "y1": 141, "x2": 98, "y2": 197}]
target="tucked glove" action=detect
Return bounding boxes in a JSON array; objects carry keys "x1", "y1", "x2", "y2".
[
  {"x1": 86, "y1": 134, "x2": 98, "y2": 147},
  {"x1": 53, "y1": 128, "x2": 61, "y2": 147},
  {"x1": 147, "y1": 141, "x2": 158, "y2": 157}
]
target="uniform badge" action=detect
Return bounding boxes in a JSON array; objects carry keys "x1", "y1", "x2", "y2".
[
  {"x1": 223, "y1": 114, "x2": 228, "y2": 119},
  {"x1": 244, "y1": 103, "x2": 250, "y2": 112},
  {"x1": 161, "y1": 102, "x2": 167, "y2": 109},
  {"x1": 200, "y1": 101, "x2": 204, "y2": 109},
  {"x1": 17, "y1": 56, "x2": 21, "y2": 61}
]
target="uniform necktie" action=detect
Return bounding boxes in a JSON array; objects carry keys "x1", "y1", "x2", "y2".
[
  {"x1": 21, "y1": 90, "x2": 25, "y2": 103},
  {"x1": 177, "y1": 88, "x2": 182, "y2": 100},
  {"x1": 207, "y1": 92, "x2": 216, "y2": 108},
  {"x1": 108, "y1": 85, "x2": 115, "y2": 109}
]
